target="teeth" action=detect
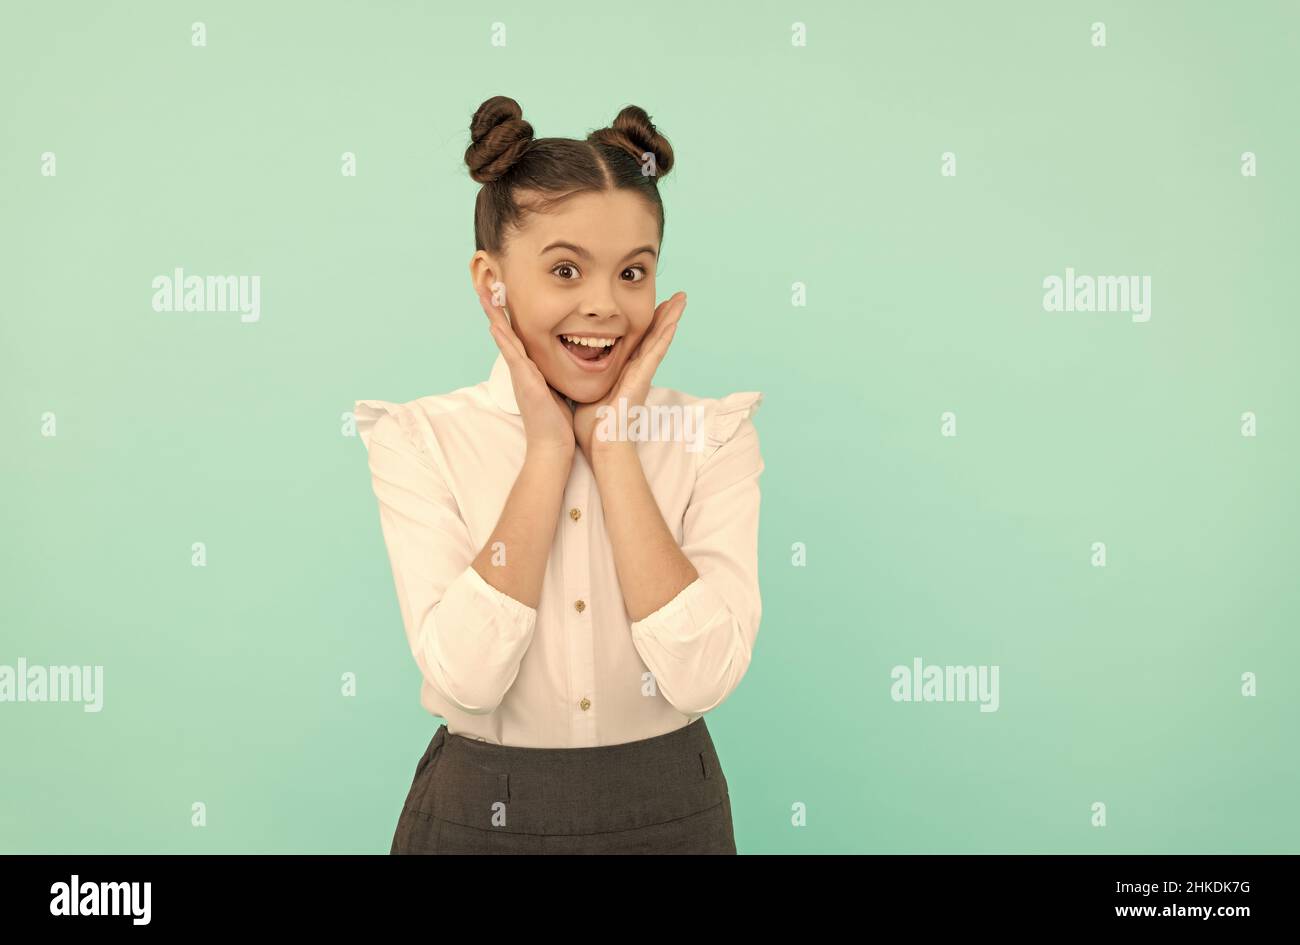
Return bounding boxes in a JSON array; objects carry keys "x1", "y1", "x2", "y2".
[{"x1": 560, "y1": 334, "x2": 616, "y2": 348}]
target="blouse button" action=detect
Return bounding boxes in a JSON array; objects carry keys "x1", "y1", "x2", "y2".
[
  {"x1": 569, "y1": 507, "x2": 581, "y2": 521},
  {"x1": 574, "y1": 599, "x2": 586, "y2": 613},
  {"x1": 579, "y1": 697, "x2": 591, "y2": 711}
]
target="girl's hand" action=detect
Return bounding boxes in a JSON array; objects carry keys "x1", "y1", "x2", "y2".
[
  {"x1": 479, "y1": 285, "x2": 576, "y2": 459},
  {"x1": 574, "y1": 291, "x2": 686, "y2": 461}
]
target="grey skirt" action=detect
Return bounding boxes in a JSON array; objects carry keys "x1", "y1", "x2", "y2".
[{"x1": 389, "y1": 717, "x2": 736, "y2": 854}]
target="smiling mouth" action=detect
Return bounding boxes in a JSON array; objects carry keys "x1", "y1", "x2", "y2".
[{"x1": 555, "y1": 333, "x2": 621, "y2": 368}]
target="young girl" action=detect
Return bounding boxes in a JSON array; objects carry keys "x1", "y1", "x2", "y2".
[{"x1": 354, "y1": 96, "x2": 764, "y2": 854}]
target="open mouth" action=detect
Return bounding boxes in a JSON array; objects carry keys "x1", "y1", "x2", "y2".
[{"x1": 555, "y1": 333, "x2": 621, "y2": 372}]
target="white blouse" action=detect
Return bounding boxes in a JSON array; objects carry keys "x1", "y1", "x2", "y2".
[{"x1": 354, "y1": 352, "x2": 764, "y2": 748}]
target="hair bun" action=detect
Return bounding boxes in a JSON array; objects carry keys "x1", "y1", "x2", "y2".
[
  {"x1": 465, "y1": 96, "x2": 535, "y2": 184},
  {"x1": 590, "y1": 105, "x2": 674, "y2": 180}
]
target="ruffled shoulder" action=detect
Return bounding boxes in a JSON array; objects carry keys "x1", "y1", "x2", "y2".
[
  {"x1": 354, "y1": 399, "x2": 426, "y2": 459},
  {"x1": 700, "y1": 391, "x2": 763, "y2": 458}
]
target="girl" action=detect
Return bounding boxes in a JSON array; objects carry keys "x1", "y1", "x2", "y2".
[{"x1": 354, "y1": 96, "x2": 764, "y2": 854}]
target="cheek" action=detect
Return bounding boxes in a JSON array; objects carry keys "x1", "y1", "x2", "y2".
[
  {"x1": 631, "y1": 317, "x2": 655, "y2": 346},
  {"x1": 522, "y1": 331, "x2": 557, "y2": 365}
]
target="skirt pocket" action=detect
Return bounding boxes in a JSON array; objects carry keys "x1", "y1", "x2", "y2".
[{"x1": 390, "y1": 807, "x2": 443, "y2": 854}]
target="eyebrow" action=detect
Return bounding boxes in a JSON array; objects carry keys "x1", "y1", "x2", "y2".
[{"x1": 539, "y1": 241, "x2": 658, "y2": 261}]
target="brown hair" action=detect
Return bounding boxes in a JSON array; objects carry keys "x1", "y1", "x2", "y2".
[{"x1": 464, "y1": 95, "x2": 674, "y2": 256}]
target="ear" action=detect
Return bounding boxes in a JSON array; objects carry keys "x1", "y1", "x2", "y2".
[{"x1": 468, "y1": 251, "x2": 509, "y2": 313}]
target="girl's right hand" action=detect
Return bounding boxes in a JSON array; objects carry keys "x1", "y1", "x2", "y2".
[{"x1": 478, "y1": 285, "x2": 576, "y2": 459}]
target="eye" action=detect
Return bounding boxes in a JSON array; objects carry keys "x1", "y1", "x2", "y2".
[{"x1": 550, "y1": 262, "x2": 650, "y2": 283}]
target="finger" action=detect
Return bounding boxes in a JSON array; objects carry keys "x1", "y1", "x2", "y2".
[
  {"x1": 623, "y1": 316, "x2": 658, "y2": 365},
  {"x1": 477, "y1": 285, "x2": 507, "y2": 328},
  {"x1": 654, "y1": 291, "x2": 685, "y2": 325},
  {"x1": 489, "y1": 323, "x2": 521, "y2": 367},
  {"x1": 500, "y1": 319, "x2": 527, "y2": 362},
  {"x1": 626, "y1": 294, "x2": 673, "y2": 360},
  {"x1": 633, "y1": 299, "x2": 682, "y2": 373},
  {"x1": 633, "y1": 292, "x2": 685, "y2": 363},
  {"x1": 490, "y1": 322, "x2": 532, "y2": 373},
  {"x1": 477, "y1": 285, "x2": 508, "y2": 335},
  {"x1": 638, "y1": 320, "x2": 678, "y2": 378},
  {"x1": 648, "y1": 292, "x2": 686, "y2": 343},
  {"x1": 663, "y1": 292, "x2": 687, "y2": 330},
  {"x1": 478, "y1": 286, "x2": 526, "y2": 359},
  {"x1": 638, "y1": 293, "x2": 676, "y2": 349}
]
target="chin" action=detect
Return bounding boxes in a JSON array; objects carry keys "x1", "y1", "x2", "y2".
[{"x1": 556, "y1": 379, "x2": 614, "y2": 405}]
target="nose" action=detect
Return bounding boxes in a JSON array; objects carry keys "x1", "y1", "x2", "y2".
[
  {"x1": 579, "y1": 302, "x2": 618, "y2": 322},
  {"x1": 578, "y1": 282, "x2": 622, "y2": 320},
  {"x1": 575, "y1": 310, "x2": 622, "y2": 335}
]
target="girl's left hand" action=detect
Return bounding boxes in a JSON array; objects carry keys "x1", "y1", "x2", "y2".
[{"x1": 574, "y1": 291, "x2": 686, "y2": 461}]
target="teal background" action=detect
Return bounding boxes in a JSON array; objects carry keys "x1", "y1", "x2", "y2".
[{"x1": 2, "y1": 1, "x2": 1296, "y2": 853}]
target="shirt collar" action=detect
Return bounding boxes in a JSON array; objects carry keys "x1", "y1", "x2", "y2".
[{"x1": 487, "y1": 352, "x2": 520, "y2": 415}]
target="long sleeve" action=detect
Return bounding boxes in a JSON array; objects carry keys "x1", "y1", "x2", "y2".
[
  {"x1": 355, "y1": 400, "x2": 538, "y2": 715},
  {"x1": 629, "y1": 391, "x2": 764, "y2": 716}
]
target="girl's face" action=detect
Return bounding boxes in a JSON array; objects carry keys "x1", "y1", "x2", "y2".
[{"x1": 470, "y1": 188, "x2": 660, "y2": 404}]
